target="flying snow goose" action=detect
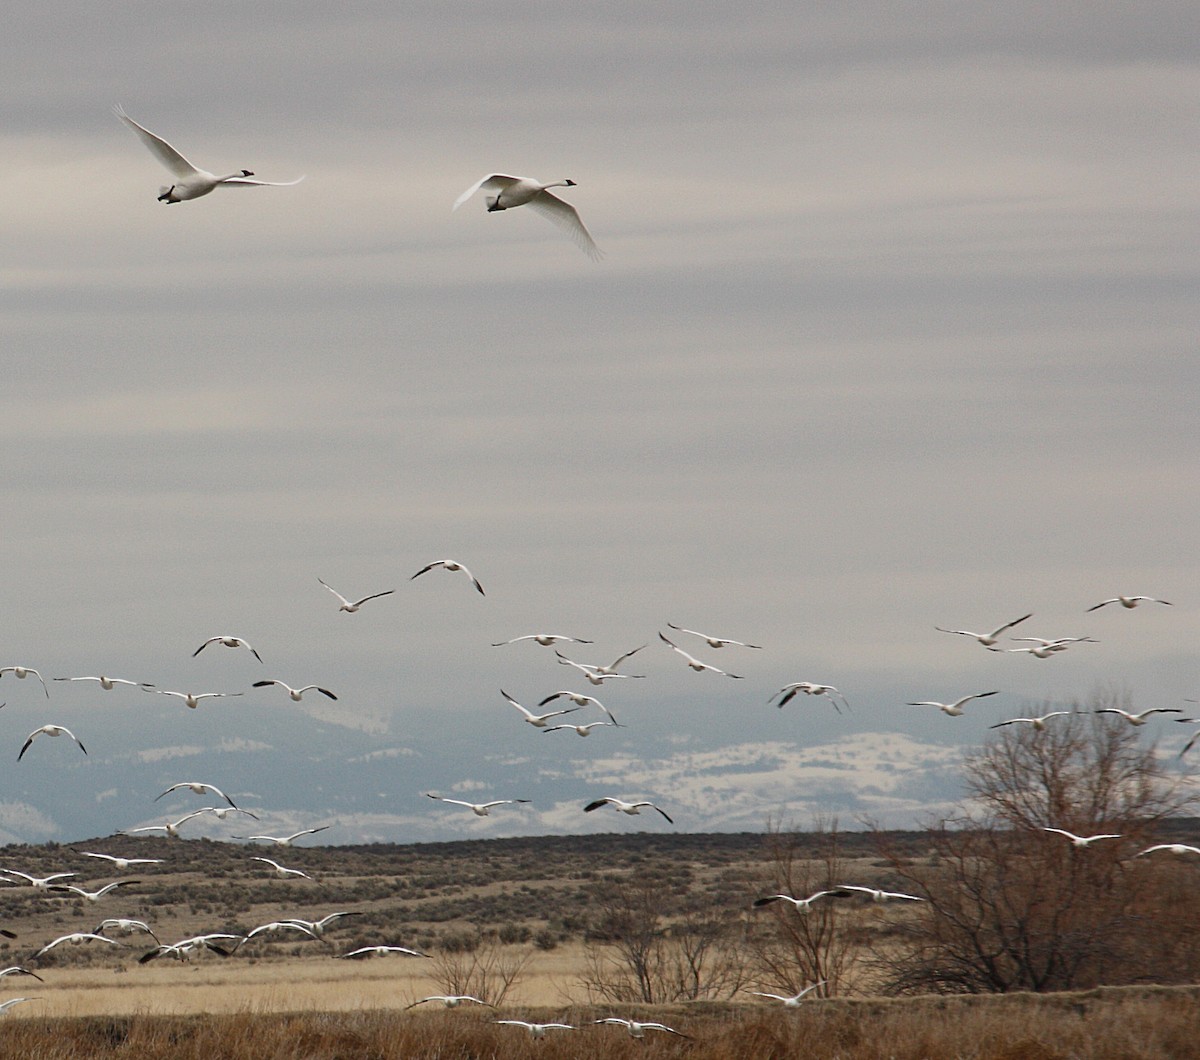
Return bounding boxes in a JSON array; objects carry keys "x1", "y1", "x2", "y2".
[
  {"x1": 593, "y1": 1018, "x2": 690, "y2": 1039},
  {"x1": 500, "y1": 689, "x2": 580, "y2": 727},
  {"x1": 836, "y1": 885, "x2": 926, "y2": 903},
  {"x1": 18, "y1": 725, "x2": 86, "y2": 761},
  {"x1": 583, "y1": 797, "x2": 673, "y2": 824},
  {"x1": 0, "y1": 998, "x2": 40, "y2": 1015},
  {"x1": 317, "y1": 578, "x2": 394, "y2": 613},
  {"x1": 537, "y1": 690, "x2": 619, "y2": 724},
  {"x1": 233, "y1": 826, "x2": 330, "y2": 846},
  {"x1": 279, "y1": 913, "x2": 359, "y2": 939},
  {"x1": 752, "y1": 890, "x2": 850, "y2": 914},
  {"x1": 251, "y1": 857, "x2": 312, "y2": 880},
  {"x1": 122, "y1": 809, "x2": 212, "y2": 839},
  {"x1": 155, "y1": 781, "x2": 238, "y2": 808},
  {"x1": 193, "y1": 805, "x2": 258, "y2": 822},
  {"x1": 1135, "y1": 843, "x2": 1200, "y2": 857},
  {"x1": 53, "y1": 675, "x2": 150, "y2": 691},
  {"x1": 658, "y1": 632, "x2": 742, "y2": 678},
  {"x1": 989, "y1": 712, "x2": 1070, "y2": 731},
  {"x1": 542, "y1": 720, "x2": 617, "y2": 737},
  {"x1": 193, "y1": 636, "x2": 262, "y2": 663},
  {"x1": 252, "y1": 680, "x2": 337, "y2": 701},
  {"x1": 143, "y1": 687, "x2": 243, "y2": 709},
  {"x1": 337, "y1": 944, "x2": 429, "y2": 959},
  {"x1": 555, "y1": 651, "x2": 643, "y2": 685},
  {"x1": 245, "y1": 921, "x2": 319, "y2": 941},
  {"x1": 1087, "y1": 595, "x2": 1172, "y2": 612},
  {"x1": 114, "y1": 106, "x2": 304, "y2": 203},
  {"x1": 454, "y1": 173, "x2": 601, "y2": 260},
  {"x1": 666, "y1": 622, "x2": 763, "y2": 649},
  {"x1": 410, "y1": 559, "x2": 485, "y2": 595},
  {"x1": 0, "y1": 667, "x2": 49, "y2": 698},
  {"x1": 50, "y1": 880, "x2": 141, "y2": 903},
  {"x1": 139, "y1": 934, "x2": 242, "y2": 963},
  {"x1": 1, "y1": 871, "x2": 75, "y2": 889},
  {"x1": 491, "y1": 634, "x2": 592, "y2": 647},
  {"x1": 746, "y1": 982, "x2": 827, "y2": 1006},
  {"x1": 92, "y1": 919, "x2": 159, "y2": 944},
  {"x1": 406, "y1": 994, "x2": 493, "y2": 1010},
  {"x1": 0, "y1": 967, "x2": 43, "y2": 984},
  {"x1": 1094, "y1": 707, "x2": 1182, "y2": 726},
  {"x1": 906, "y1": 690, "x2": 999, "y2": 717},
  {"x1": 492, "y1": 1020, "x2": 575, "y2": 1038},
  {"x1": 425, "y1": 794, "x2": 531, "y2": 817},
  {"x1": 34, "y1": 933, "x2": 120, "y2": 958},
  {"x1": 1041, "y1": 828, "x2": 1122, "y2": 848},
  {"x1": 935, "y1": 613, "x2": 1033, "y2": 646},
  {"x1": 770, "y1": 682, "x2": 849, "y2": 713}
]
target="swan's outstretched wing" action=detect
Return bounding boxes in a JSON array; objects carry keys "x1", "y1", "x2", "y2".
[
  {"x1": 113, "y1": 106, "x2": 200, "y2": 179},
  {"x1": 221, "y1": 175, "x2": 305, "y2": 187},
  {"x1": 453, "y1": 174, "x2": 520, "y2": 211},
  {"x1": 528, "y1": 191, "x2": 602, "y2": 260}
]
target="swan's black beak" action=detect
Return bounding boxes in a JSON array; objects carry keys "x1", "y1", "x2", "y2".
[{"x1": 241, "y1": 169, "x2": 254, "y2": 177}]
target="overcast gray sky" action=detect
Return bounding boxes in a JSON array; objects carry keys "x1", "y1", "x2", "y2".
[{"x1": 1, "y1": 3, "x2": 1196, "y2": 845}]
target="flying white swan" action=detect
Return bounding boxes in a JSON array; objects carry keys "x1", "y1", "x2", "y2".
[
  {"x1": 500, "y1": 689, "x2": 580, "y2": 727},
  {"x1": 251, "y1": 857, "x2": 312, "y2": 880},
  {"x1": 454, "y1": 174, "x2": 601, "y2": 260},
  {"x1": 233, "y1": 826, "x2": 330, "y2": 846},
  {"x1": 317, "y1": 578, "x2": 395, "y2": 613},
  {"x1": 989, "y1": 712, "x2": 1070, "y2": 731},
  {"x1": 410, "y1": 559, "x2": 485, "y2": 595},
  {"x1": 253, "y1": 680, "x2": 337, "y2": 701},
  {"x1": 0, "y1": 666, "x2": 49, "y2": 698},
  {"x1": 594, "y1": 1018, "x2": 690, "y2": 1039},
  {"x1": 493, "y1": 1020, "x2": 575, "y2": 1038},
  {"x1": 1087, "y1": 595, "x2": 1172, "y2": 612},
  {"x1": 746, "y1": 982, "x2": 827, "y2": 1006},
  {"x1": 1041, "y1": 827, "x2": 1122, "y2": 848},
  {"x1": 492, "y1": 634, "x2": 593, "y2": 647},
  {"x1": 770, "y1": 682, "x2": 849, "y2": 713},
  {"x1": 18, "y1": 725, "x2": 86, "y2": 761},
  {"x1": 906, "y1": 690, "x2": 999, "y2": 717},
  {"x1": 155, "y1": 781, "x2": 238, "y2": 808},
  {"x1": 666, "y1": 622, "x2": 763, "y2": 649},
  {"x1": 584, "y1": 797, "x2": 673, "y2": 824},
  {"x1": 143, "y1": 687, "x2": 244, "y2": 709},
  {"x1": 114, "y1": 106, "x2": 304, "y2": 203},
  {"x1": 935, "y1": 613, "x2": 1033, "y2": 646},
  {"x1": 193, "y1": 636, "x2": 262, "y2": 663},
  {"x1": 425, "y1": 794, "x2": 530, "y2": 817},
  {"x1": 658, "y1": 632, "x2": 743, "y2": 678}
]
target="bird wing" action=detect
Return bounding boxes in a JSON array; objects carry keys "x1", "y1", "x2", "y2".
[
  {"x1": 453, "y1": 174, "x2": 520, "y2": 211},
  {"x1": 114, "y1": 107, "x2": 201, "y2": 178},
  {"x1": 527, "y1": 190, "x2": 602, "y2": 260},
  {"x1": 221, "y1": 175, "x2": 305, "y2": 187}
]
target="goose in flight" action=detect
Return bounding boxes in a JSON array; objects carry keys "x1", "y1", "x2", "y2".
[
  {"x1": 34, "y1": 933, "x2": 121, "y2": 959},
  {"x1": 500, "y1": 689, "x2": 580, "y2": 728},
  {"x1": 0, "y1": 998, "x2": 40, "y2": 1016},
  {"x1": 906, "y1": 690, "x2": 999, "y2": 717},
  {"x1": 405, "y1": 994, "x2": 493, "y2": 1010},
  {"x1": 1136, "y1": 843, "x2": 1200, "y2": 857},
  {"x1": 251, "y1": 857, "x2": 312, "y2": 880},
  {"x1": 454, "y1": 174, "x2": 601, "y2": 260},
  {"x1": 492, "y1": 634, "x2": 592, "y2": 647},
  {"x1": 155, "y1": 781, "x2": 238, "y2": 808},
  {"x1": 143, "y1": 687, "x2": 244, "y2": 709},
  {"x1": 410, "y1": 559, "x2": 485, "y2": 595},
  {"x1": 746, "y1": 982, "x2": 827, "y2": 1006},
  {"x1": 493, "y1": 1020, "x2": 575, "y2": 1038},
  {"x1": 990, "y1": 712, "x2": 1070, "y2": 731},
  {"x1": 1094, "y1": 707, "x2": 1182, "y2": 726},
  {"x1": 50, "y1": 880, "x2": 141, "y2": 903},
  {"x1": 425, "y1": 794, "x2": 530, "y2": 817},
  {"x1": 537, "y1": 690, "x2": 619, "y2": 724},
  {"x1": 836, "y1": 885, "x2": 926, "y2": 903},
  {"x1": 139, "y1": 934, "x2": 242, "y2": 963},
  {"x1": 122, "y1": 809, "x2": 212, "y2": 839},
  {"x1": 935, "y1": 613, "x2": 1033, "y2": 646},
  {"x1": 245, "y1": 921, "x2": 319, "y2": 942},
  {"x1": 193, "y1": 636, "x2": 262, "y2": 663},
  {"x1": 752, "y1": 890, "x2": 850, "y2": 914},
  {"x1": 1, "y1": 871, "x2": 75, "y2": 889},
  {"x1": 1087, "y1": 595, "x2": 1172, "y2": 612},
  {"x1": 594, "y1": 1018, "x2": 690, "y2": 1039},
  {"x1": 193, "y1": 805, "x2": 258, "y2": 822},
  {"x1": 584, "y1": 797, "x2": 673, "y2": 824},
  {"x1": 988, "y1": 641, "x2": 1085, "y2": 659},
  {"x1": 53, "y1": 675, "x2": 150, "y2": 691},
  {"x1": 18, "y1": 725, "x2": 86, "y2": 761},
  {"x1": 770, "y1": 682, "x2": 849, "y2": 713},
  {"x1": 555, "y1": 651, "x2": 644, "y2": 685},
  {"x1": 278, "y1": 913, "x2": 359, "y2": 939},
  {"x1": 658, "y1": 633, "x2": 743, "y2": 678},
  {"x1": 114, "y1": 106, "x2": 304, "y2": 203},
  {"x1": 0, "y1": 967, "x2": 43, "y2": 984},
  {"x1": 0, "y1": 667, "x2": 49, "y2": 698},
  {"x1": 542, "y1": 720, "x2": 617, "y2": 737},
  {"x1": 92, "y1": 919, "x2": 159, "y2": 944},
  {"x1": 233, "y1": 826, "x2": 330, "y2": 846},
  {"x1": 337, "y1": 944, "x2": 429, "y2": 960},
  {"x1": 666, "y1": 622, "x2": 763, "y2": 650},
  {"x1": 1042, "y1": 827, "x2": 1121, "y2": 848},
  {"x1": 253, "y1": 679, "x2": 337, "y2": 701},
  {"x1": 317, "y1": 578, "x2": 395, "y2": 613}
]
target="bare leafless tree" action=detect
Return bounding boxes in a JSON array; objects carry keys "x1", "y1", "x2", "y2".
[{"x1": 428, "y1": 932, "x2": 530, "y2": 1006}]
